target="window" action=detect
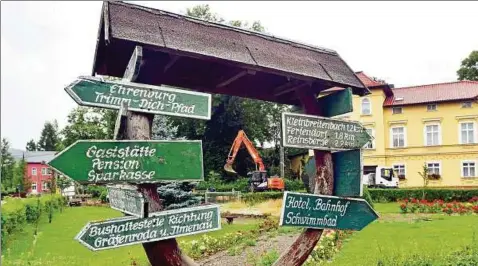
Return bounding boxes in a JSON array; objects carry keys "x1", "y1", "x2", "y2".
[
  {"x1": 393, "y1": 164, "x2": 406, "y2": 179},
  {"x1": 361, "y1": 98, "x2": 371, "y2": 115},
  {"x1": 42, "y1": 182, "x2": 49, "y2": 191},
  {"x1": 462, "y1": 161, "x2": 476, "y2": 178},
  {"x1": 462, "y1": 101, "x2": 472, "y2": 108},
  {"x1": 425, "y1": 124, "x2": 440, "y2": 146},
  {"x1": 31, "y1": 167, "x2": 37, "y2": 176},
  {"x1": 427, "y1": 162, "x2": 440, "y2": 176},
  {"x1": 427, "y1": 104, "x2": 437, "y2": 111},
  {"x1": 41, "y1": 168, "x2": 51, "y2": 175},
  {"x1": 391, "y1": 126, "x2": 406, "y2": 148},
  {"x1": 392, "y1": 107, "x2": 402, "y2": 114},
  {"x1": 32, "y1": 182, "x2": 37, "y2": 191},
  {"x1": 364, "y1": 128, "x2": 375, "y2": 149},
  {"x1": 42, "y1": 168, "x2": 46, "y2": 175},
  {"x1": 460, "y1": 122, "x2": 475, "y2": 144}
]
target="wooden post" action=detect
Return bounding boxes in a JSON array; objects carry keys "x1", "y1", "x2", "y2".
[
  {"x1": 121, "y1": 45, "x2": 197, "y2": 266},
  {"x1": 273, "y1": 86, "x2": 334, "y2": 266}
]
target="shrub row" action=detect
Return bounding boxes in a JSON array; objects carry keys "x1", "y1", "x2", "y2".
[
  {"x1": 369, "y1": 188, "x2": 478, "y2": 202},
  {"x1": 241, "y1": 191, "x2": 284, "y2": 205},
  {"x1": 195, "y1": 178, "x2": 305, "y2": 192},
  {"x1": 1, "y1": 194, "x2": 67, "y2": 247}
]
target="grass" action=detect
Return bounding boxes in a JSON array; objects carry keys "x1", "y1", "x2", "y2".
[
  {"x1": 332, "y1": 213, "x2": 478, "y2": 265},
  {"x1": 1, "y1": 206, "x2": 263, "y2": 266}
]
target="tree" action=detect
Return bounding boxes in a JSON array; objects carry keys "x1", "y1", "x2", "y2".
[
  {"x1": 170, "y1": 5, "x2": 291, "y2": 178},
  {"x1": 418, "y1": 164, "x2": 430, "y2": 200},
  {"x1": 1, "y1": 138, "x2": 15, "y2": 190},
  {"x1": 13, "y1": 157, "x2": 27, "y2": 192},
  {"x1": 37, "y1": 120, "x2": 60, "y2": 151},
  {"x1": 26, "y1": 139, "x2": 38, "y2": 151},
  {"x1": 61, "y1": 107, "x2": 116, "y2": 148},
  {"x1": 457, "y1": 50, "x2": 478, "y2": 81},
  {"x1": 152, "y1": 115, "x2": 179, "y2": 140}
]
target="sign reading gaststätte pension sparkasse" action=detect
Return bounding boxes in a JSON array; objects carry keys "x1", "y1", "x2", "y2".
[
  {"x1": 281, "y1": 112, "x2": 372, "y2": 151},
  {"x1": 76, "y1": 205, "x2": 221, "y2": 251},
  {"x1": 47, "y1": 140, "x2": 204, "y2": 184},
  {"x1": 65, "y1": 76, "x2": 212, "y2": 120}
]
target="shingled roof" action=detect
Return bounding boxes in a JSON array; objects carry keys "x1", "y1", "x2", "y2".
[
  {"x1": 91, "y1": 1, "x2": 369, "y2": 105},
  {"x1": 384, "y1": 81, "x2": 478, "y2": 106}
]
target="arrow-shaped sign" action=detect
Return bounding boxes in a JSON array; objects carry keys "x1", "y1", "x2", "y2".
[
  {"x1": 65, "y1": 76, "x2": 212, "y2": 120},
  {"x1": 279, "y1": 191, "x2": 378, "y2": 231},
  {"x1": 75, "y1": 205, "x2": 221, "y2": 251},
  {"x1": 47, "y1": 140, "x2": 204, "y2": 184},
  {"x1": 281, "y1": 112, "x2": 372, "y2": 151}
]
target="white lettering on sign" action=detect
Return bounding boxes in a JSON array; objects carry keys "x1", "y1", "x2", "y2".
[{"x1": 85, "y1": 145, "x2": 157, "y2": 183}]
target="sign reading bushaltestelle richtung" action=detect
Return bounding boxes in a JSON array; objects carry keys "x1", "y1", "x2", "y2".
[
  {"x1": 281, "y1": 112, "x2": 371, "y2": 151},
  {"x1": 76, "y1": 205, "x2": 221, "y2": 251}
]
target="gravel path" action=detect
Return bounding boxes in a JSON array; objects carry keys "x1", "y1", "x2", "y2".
[{"x1": 198, "y1": 233, "x2": 299, "y2": 266}]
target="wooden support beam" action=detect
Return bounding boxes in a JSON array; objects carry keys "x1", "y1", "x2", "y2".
[
  {"x1": 163, "y1": 55, "x2": 180, "y2": 73},
  {"x1": 272, "y1": 85, "x2": 334, "y2": 266},
  {"x1": 123, "y1": 46, "x2": 143, "y2": 82},
  {"x1": 113, "y1": 102, "x2": 128, "y2": 140},
  {"x1": 120, "y1": 45, "x2": 197, "y2": 266},
  {"x1": 273, "y1": 81, "x2": 311, "y2": 97},
  {"x1": 216, "y1": 69, "x2": 256, "y2": 88}
]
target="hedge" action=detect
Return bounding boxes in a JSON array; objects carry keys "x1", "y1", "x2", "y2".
[
  {"x1": 195, "y1": 178, "x2": 305, "y2": 192},
  {"x1": 1, "y1": 194, "x2": 67, "y2": 247},
  {"x1": 369, "y1": 188, "x2": 478, "y2": 202}
]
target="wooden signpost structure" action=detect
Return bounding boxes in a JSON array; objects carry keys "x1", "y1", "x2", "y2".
[{"x1": 75, "y1": 1, "x2": 373, "y2": 265}]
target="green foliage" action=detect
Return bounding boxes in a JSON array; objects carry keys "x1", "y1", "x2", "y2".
[
  {"x1": 362, "y1": 185, "x2": 374, "y2": 208},
  {"x1": 61, "y1": 107, "x2": 116, "y2": 148},
  {"x1": 99, "y1": 190, "x2": 108, "y2": 203},
  {"x1": 25, "y1": 139, "x2": 38, "y2": 151},
  {"x1": 157, "y1": 182, "x2": 202, "y2": 210},
  {"x1": 369, "y1": 188, "x2": 478, "y2": 202},
  {"x1": 56, "y1": 175, "x2": 73, "y2": 191},
  {"x1": 37, "y1": 120, "x2": 61, "y2": 151},
  {"x1": 457, "y1": 50, "x2": 478, "y2": 81},
  {"x1": 85, "y1": 185, "x2": 107, "y2": 198},
  {"x1": 1, "y1": 138, "x2": 15, "y2": 190},
  {"x1": 255, "y1": 250, "x2": 280, "y2": 266},
  {"x1": 1, "y1": 194, "x2": 66, "y2": 247},
  {"x1": 242, "y1": 192, "x2": 284, "y2": 205}
]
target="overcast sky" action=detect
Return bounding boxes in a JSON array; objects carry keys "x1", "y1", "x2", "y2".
[{"x1": 2, "y1": 1, "x2": 477, "y2": 149}]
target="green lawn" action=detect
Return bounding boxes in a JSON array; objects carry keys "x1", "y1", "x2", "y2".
[
  {"x1": 332, "y1": 209, "x2": 478, "y2": 265},
  {"x1": 2, "y1": 206, "x2": 263, "y2": 266}
]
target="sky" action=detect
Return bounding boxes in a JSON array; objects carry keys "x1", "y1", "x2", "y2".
[{"x1": 1, "y1": 1, "x2": 478, "y2": 150}]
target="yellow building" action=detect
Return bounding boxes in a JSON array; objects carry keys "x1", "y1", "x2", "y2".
[{"x1": 290, "y1": 72, "x2": 478, "y2": 188}]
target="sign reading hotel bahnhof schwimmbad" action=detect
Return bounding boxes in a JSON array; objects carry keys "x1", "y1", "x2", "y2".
[{"x1": 47, "y1": 140, "x2": 204, "y2": 184}]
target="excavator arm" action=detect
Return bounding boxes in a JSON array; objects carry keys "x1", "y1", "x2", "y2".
[{"x1": 224, "y1": 130, "x2": 265, "y2": 174}]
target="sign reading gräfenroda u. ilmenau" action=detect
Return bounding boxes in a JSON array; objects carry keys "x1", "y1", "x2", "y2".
[{"x1": 76, "y1": 205, "x2": 221, "y2": 251}]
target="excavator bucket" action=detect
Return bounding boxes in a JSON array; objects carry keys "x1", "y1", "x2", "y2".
[{"x1": 224, "y1": 163, "x2": 237, "y2": 174}]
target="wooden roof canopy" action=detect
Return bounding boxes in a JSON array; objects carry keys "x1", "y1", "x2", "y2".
[{"x1": 92, "y1": 1, "x2": 370, "y2": 106}]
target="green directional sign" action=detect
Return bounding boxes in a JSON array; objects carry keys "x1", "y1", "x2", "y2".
[
  {"x1": 47, "y1": 140, "x2": 204, "y2": 184},
  {"x1": 279, "y1": 191, "x2": 378, "y2": 231},
  {"x1": 281, "y1": 112, "x2": 372, "y2": 151},
  {"x1": 75, "y1": 205, "x2": 221, "y2": 251},
  {"x1": 65, "y1": 76, "x2": 212, "y2": 120},
  {"x1": 107, "y1": 185, "x2": 146, "y2": 217}
]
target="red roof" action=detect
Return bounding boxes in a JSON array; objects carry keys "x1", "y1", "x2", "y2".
[
  {"x1": 384, "y1": 81, "x2": 478, "y2": 106},
  {"x1": 323, "y1": 71, "x2": 387, "y2": 94}
]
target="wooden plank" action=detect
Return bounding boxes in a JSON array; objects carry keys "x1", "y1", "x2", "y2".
[
  {"x1": 332, "y1": 149, "x2": 363, "y2": 197},
  {"x1": 216, "y1": 69, "x2": 256, "y2": 88},
  {"x1": 316, "y1": 88, "x2": 353, "y2": 117},
  {"x1": 113, "y1": 102, "x2": 128, "y2": 140},
  {"x1": 123, "y1": 46, "x2": 143, "y2": 82}
]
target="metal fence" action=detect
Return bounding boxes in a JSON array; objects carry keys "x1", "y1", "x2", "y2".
[{"x1": 204, "y1": 191, "x2": 242, "y2": 204}]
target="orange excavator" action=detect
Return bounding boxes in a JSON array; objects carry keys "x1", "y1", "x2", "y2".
[{"x1": 224, "y1": 130, "x2": 285, "y2": 192}]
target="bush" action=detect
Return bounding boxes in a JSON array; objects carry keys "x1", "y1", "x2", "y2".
[
  {"x1": 242, "y1": 192, "x2": 284, "y2": 205},
  {"x1": 369, "y1": 188, "x2": 478, "y2": 203},
  {"x1": 1, "y1": 194, "x2": 66, "y2": 248},
  {"x1": 196, "y1": 177, "x2": 304, "y2": 193},
  {"x1": 85, "y1": 185, "x2": 107, "y2": 198},
  {"x1": 284, "y1": 179, "x2": 305, "y2": 191}
]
